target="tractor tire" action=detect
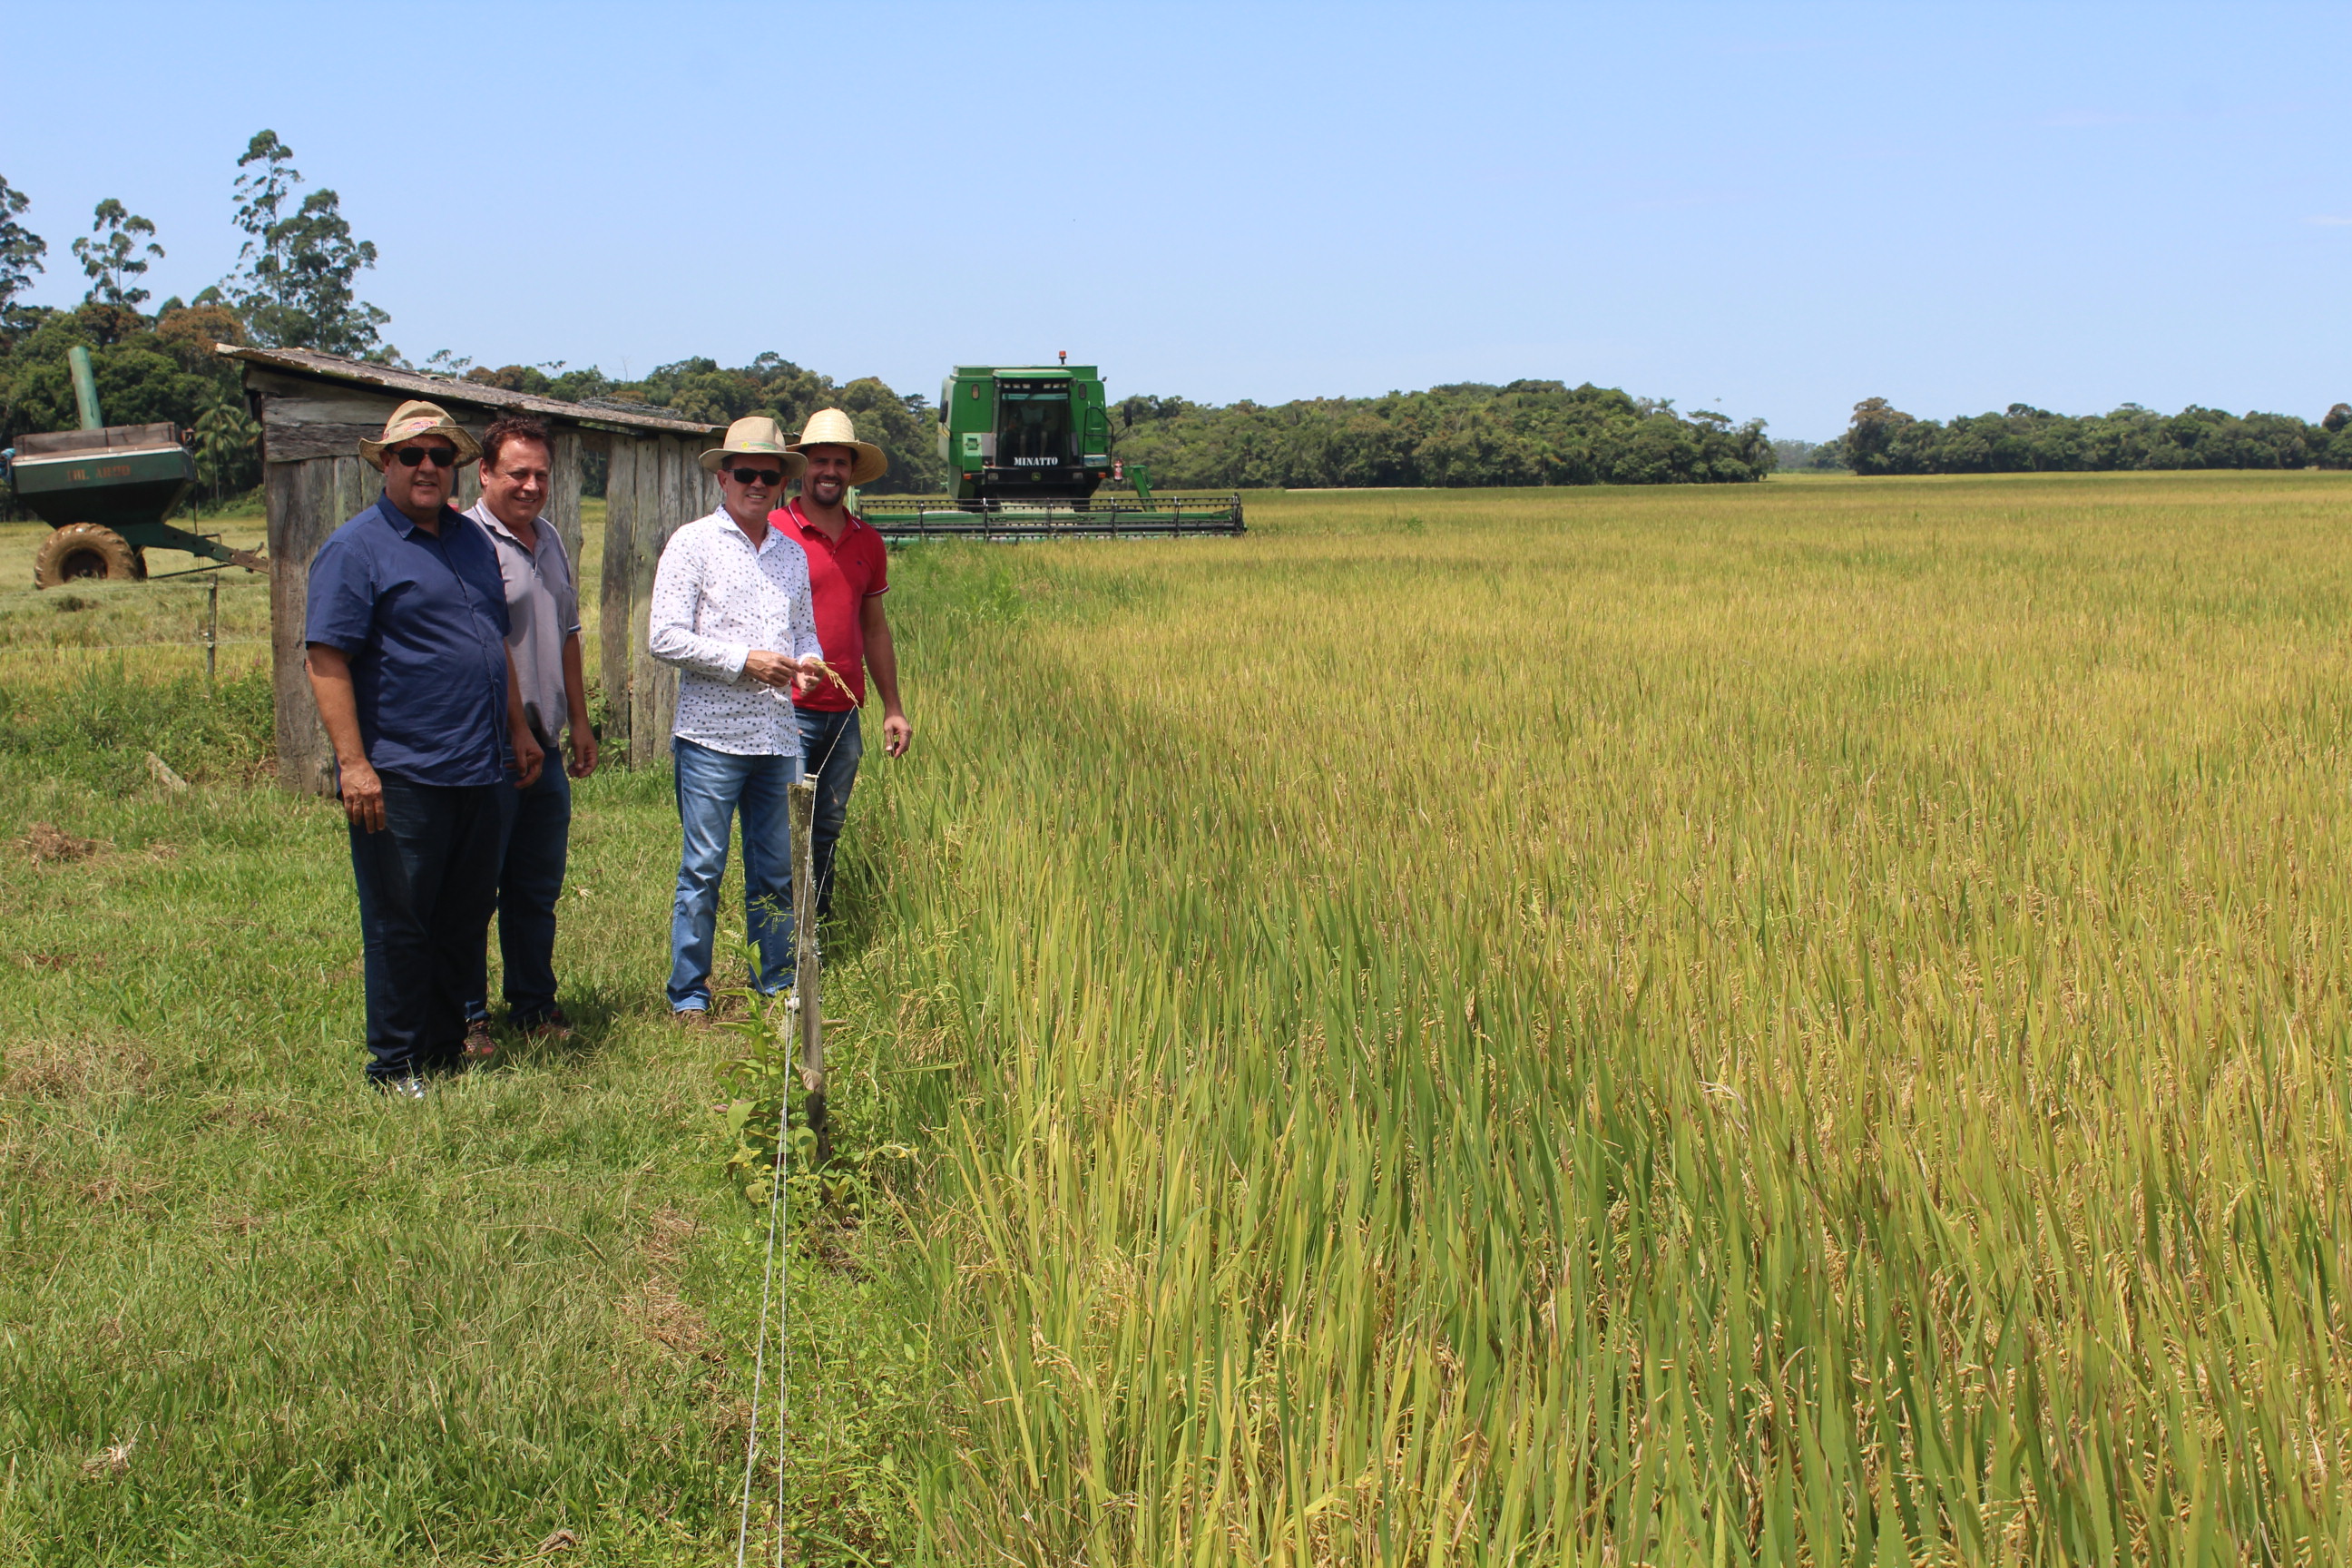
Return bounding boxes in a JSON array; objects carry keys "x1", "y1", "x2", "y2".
[{"x1": 34, "y1": 523, "x2": 146, "y2": 589}]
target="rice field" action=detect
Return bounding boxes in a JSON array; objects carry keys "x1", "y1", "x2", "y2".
[
  {"x1": 847, "y1": 472, "x2": 2352, "y2": 1564},
  {"x1": 5, "y1": 471, "x2": 2352, "y2": 1563}
]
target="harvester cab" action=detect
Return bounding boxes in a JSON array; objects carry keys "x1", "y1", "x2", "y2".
[
  {"x1": 1, "y1": 346, "x2": 262, "y2": 588},
  {"x1": 936, "y1": 363, "x2": 1114, "y2": 502}
]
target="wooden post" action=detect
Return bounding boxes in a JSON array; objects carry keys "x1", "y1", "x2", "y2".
[
  {"x1": 599, "y1": 438, "x2": 638, "y2": 761},
  {"x1": 641, "y1": 435, "x2": 687, "y2": 755},
  {"x1": 789, "y1": 776, "x2": 829, "y2": 1168},
  {"x1": 548, "y1": 427, "x2": 584, "y2": 569},
  {"x1": 625, "y1": 436, "x2": 670, "y2": 767},
  {"x1": 269, "y1": 453, "x2": 374, "y2": 794},
  {"x1": 204, "y1": 574, "x2": 219, "y2": 685}
]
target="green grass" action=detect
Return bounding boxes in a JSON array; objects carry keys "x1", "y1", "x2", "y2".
[
  {"x1": 5, "y1": 472, "x2": 2352, "y2": 1563},
  {"x1": 0, "y1": 666, "x2": 924, "y2": 1563},
  {"x1": 0, "y1": 514, "x2": 273, "y2": 691}
]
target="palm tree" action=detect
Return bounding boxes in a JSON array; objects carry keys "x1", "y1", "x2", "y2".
[{"x1": 193, "y1": 395, "x2": 260, "y2": 505}]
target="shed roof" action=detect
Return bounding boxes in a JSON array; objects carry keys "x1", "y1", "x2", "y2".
[{"x1": 216, "y1": 344, "x2": 718, "y2": 436}]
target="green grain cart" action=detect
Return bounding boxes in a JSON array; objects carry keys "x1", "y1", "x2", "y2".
[
  {"x1": 2, "y1": 347, "x2": 260, "y2": 587},
  {"x1": 857, "y1": 359, "x2": 1243, "y2": 541}
]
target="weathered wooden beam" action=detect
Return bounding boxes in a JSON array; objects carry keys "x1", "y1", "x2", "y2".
[
  {"x1": 269, "y1": 455, "x2": 377, "y2": 794},
  {"x1": 650, "y1": 435, "x2": 691, "y2": 753},
  {"x1": 261, "y1": 418, "x2": 503, "y2": 466},
  {"x1": 600, "y1": 439, "x2": 638, "y2": 760},
  {"x1": 548, "y1": 428, "x2": 583, "y2": 573},
  {"x1": 626, "y1": 437, "x2": 666, "y2": 766},
  {"x1": 244, "y1": 372, "x2": 407, "y2": 422}
]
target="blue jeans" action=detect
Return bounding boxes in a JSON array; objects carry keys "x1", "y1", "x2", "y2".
[
  {"x1": 794, "y1": 706, "x2": 864, "y2": 922},
  {"x1": 464, "y1": 761, "x2": 571, "y2": 1026},
  {"x1": 348, "y1": 774, "x2": 505, "y2": 1079},
  {"x1": 669, "y1": 739, "x2": 802, "y2": 1011}
]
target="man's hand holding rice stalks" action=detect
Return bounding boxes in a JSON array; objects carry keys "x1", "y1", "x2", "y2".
[{"x1": 748, "y1": 653, "x2": 858, "y2": 703}]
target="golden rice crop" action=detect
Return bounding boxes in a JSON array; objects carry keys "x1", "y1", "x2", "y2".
[{"x1": 842, "y1": 473, "x2": 2352, "y2": 1564}]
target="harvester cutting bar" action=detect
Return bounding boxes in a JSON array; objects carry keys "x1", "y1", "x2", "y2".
[{"x1": 861, "y1": 492, "x2": 1245, "y2": 543}]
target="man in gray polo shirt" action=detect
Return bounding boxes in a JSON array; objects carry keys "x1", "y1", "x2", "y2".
[{"x1": 460, "y1": 413, "x2": 597, "y2": 1054}]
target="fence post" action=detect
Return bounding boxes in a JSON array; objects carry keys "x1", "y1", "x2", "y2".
[
  {"x1": 788, "y1": 776, "x2": 830, "y2": 1167},
  {"x1": 204, "y1": 575, "x2": 220, "y2": 686}
]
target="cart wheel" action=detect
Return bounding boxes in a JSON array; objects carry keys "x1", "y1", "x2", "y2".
[{"x1": 34, "y1": 523, "x2": 146, "y2": 589}]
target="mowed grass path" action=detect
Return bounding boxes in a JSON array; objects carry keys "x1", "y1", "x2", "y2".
[
  {"x1": 0, "y1": 495, "x2": 911, "y2": 1565},
  {"x1": 5, "y1": 473, "x2": 2352, "y2": 1563},
  {"x1": 852, "y1": 473, "x2": 2352, "y2": 1563}
]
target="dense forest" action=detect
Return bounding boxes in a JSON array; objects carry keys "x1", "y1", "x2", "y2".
[
  {"x1": 1106, "y1": 381, "x2": 1775, "y2": 487},
  {"x1": 1832, "y1": 397, "x2": 2352, "y2": 475}
]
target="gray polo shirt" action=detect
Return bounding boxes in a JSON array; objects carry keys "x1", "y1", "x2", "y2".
[{"x1": 464, "y1": 501, "x2": 580, "y2": 747}]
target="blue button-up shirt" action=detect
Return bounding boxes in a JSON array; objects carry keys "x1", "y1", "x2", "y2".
[{"x1": 305, "y1": 494, "x2": 512, "y2": 787}]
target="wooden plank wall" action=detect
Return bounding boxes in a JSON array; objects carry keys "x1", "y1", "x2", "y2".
[
  {"x1": 267, "y1": 455, "x2": 378, "y2": 794},
  {"x1": 600, "y1": 435, "x2": 720, "y2": 766}
]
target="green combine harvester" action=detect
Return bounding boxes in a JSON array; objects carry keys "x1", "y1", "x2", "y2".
[
  {"x1": 857, "y1": 358, "x2": 1244, "y2": 541},
  {"x1": 2, "y1": 346, "x2": 261, "y2": 587}
]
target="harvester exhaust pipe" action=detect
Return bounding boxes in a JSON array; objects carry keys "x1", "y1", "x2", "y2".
[{"x1": 68, "y1": 346, "x2": 103, "y2": 431}]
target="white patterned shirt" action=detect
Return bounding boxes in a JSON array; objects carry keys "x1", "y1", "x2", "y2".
[{"x1": 648, "y1": 508, "x2": 823, "y2": 756}]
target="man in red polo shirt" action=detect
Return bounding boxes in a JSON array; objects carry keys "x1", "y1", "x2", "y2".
[{"x1": 776, "y1": 407, "x2": 912, "y2": 922}]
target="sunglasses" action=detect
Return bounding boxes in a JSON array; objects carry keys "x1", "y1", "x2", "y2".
[
  {"x1": 727, "y1": 466, "x2": 785, "y2": 487},
  {"x1": 393, "y1": 445, "x2": 458, "y2": 469}
]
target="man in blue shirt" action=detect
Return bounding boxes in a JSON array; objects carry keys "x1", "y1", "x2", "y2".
[{"x1": 305, "y1": 400, "x2": 544, "y2": 1096}]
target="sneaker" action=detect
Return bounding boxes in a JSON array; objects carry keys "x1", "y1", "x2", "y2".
[
  {"x1": 519, "y1": 1005, "x2": 573, "y2": 1042},
  {"x1": 372, "y1": 1073, "x2": 430, "y2": 1100},
  {"x1": 672, "y1": 1006, "x2": 710, "y2": 1029},
  {"x1": 462, "y1": 1018, "x2": 497, "y2": 1062}
]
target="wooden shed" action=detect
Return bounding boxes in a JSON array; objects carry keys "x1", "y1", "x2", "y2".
[{"x1": 220, "y1": 345, "x2": 725, "y2": 792}]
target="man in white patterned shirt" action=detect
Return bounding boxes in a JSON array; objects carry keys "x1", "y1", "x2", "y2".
[{"x1": 647, "y1": 416, "x2": 827, "y2": 1019}]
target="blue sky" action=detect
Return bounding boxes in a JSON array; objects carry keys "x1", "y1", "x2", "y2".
[{"x1": 4, "y1": 1, "x2": 2347, "y2": 439}]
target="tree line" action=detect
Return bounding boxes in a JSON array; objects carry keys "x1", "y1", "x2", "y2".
[
  {"x1": 2, "y1": 154, "x2": 1779, "y2": 500},
  {"x1": 15, "y1": 136, "x2": 2351, "y2": 501},
  {"x1": 1826, "y1": 397, "x2": 2352, "y2": 475},
  {"x1": 1109, "y1": 381, "x2": 1776, "y2": 488},
  {"x1": 0, "y1": 132, "x2": 955, "y2": 502}
]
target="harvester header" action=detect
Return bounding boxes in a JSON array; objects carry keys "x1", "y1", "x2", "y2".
[{"x1": 858, "y1": 361, "x2": 1242, "y2": 542}]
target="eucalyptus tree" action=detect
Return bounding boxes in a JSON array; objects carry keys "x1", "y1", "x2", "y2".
[
  {"x1": 225, "y1": 130, "x2": 390, "y2": 358},
  {"x1": 0, "y1": 173, "x2": 45, "y2": 318},
  {"x1": 73, "y1": 198, "x2": 162, "y2": 308}
]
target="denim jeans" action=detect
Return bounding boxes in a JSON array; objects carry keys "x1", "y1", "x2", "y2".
[
  {"x1": 348, "y1": 774, "x2": 505, "y2": 1080},
  {"x1": 669, "y1": 739, "x2": 802, "y2": 1011},
  {"x1": 794, "y1": 706, "x2": 864, "y2": 922},
  {"x1": 463, "y1": 761, "x2": 571, "y2": 1026}
]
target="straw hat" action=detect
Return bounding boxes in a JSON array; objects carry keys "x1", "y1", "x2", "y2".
[
  {"x1": 789, "y1": 408, "x2": 888, "y2": 485},
  {"x1": 699, "y1": 415, "x2": 808, "y2": 479},
  {"x1": 358, "y1": 400, "x2": 481, "y2": 471}
]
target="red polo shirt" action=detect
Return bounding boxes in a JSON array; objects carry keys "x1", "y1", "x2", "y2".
[{"x1": 775, "y1": 500, "x2": 889, "y2": 711}]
